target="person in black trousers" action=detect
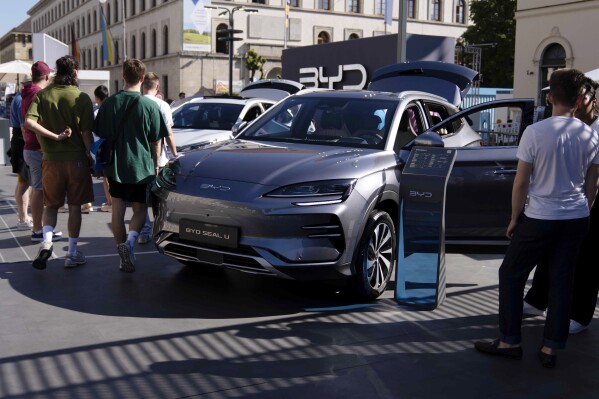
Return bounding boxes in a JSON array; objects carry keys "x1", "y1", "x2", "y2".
[
  {"x1": 474, "y1": 69, "x2": 599, "y2": 368},
  {"x1": 524, "y1": 77, "x2": 599, "y2": 334}
]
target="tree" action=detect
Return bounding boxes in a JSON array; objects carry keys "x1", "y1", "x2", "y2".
[
  {"x1": 246, "y1": 49, "x2": 267, "y2": 81},
  {"x1": 460, "y1": 0, "x2": 516, "y2": 88}
]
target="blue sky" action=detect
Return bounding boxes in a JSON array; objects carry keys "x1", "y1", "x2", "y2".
[{"x1": 0, "y1": 1, "x2": 39, "y2": 38}]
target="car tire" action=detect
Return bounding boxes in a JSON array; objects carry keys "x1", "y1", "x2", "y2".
[{"x1": 351, "y1": 210, "x2": 396, "y2": 300}]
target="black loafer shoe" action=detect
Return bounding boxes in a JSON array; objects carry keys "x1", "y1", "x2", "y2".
[
  {"x1": 538, "y1": 349, "x2": 556, "y2": 368},
  {"x1": 474, "y1": 339, "x2": 523, "y2": 360}
]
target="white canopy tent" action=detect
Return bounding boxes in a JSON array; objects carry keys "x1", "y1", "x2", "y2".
[{"x1": 0, "y1": 60, "x2": 32, "y2": 84}]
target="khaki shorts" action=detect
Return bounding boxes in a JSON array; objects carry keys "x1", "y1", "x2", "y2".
[{"x1": 42, "y1": 159, "x2": 94, "y2": 209}]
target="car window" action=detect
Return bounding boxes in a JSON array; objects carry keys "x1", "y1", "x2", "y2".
[
  {"x1": 430, "y1": 104, "x2": 527, "y2": 147},
  {"x1": 239, "y1": 97, "x2": 397, "y2": 149},
  {"x1": 242, "y1": 106, "x2": 262, "y2": 122},
  {"x1": 172, "y1": 102, "x2": 244, "y2": 130},
  {"x1": 423, "y1": 102, "x2": 459, "y2": 135},
  {"x1": 394, "y1": 104, "x2": 426, "y2": 151}
]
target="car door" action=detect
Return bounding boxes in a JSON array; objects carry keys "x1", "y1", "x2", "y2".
[{"x1": 423, "y1": 99, "x2": 536, "y2": 244}]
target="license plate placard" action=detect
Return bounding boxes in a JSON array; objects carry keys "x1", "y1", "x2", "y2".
[{"x1": 180, "y1": 219, "x2": 238, "y2": 249}]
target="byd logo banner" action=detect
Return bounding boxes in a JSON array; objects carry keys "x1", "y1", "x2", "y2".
[{"x1": 299, "y1": 64, "x2": 367, "y2": 90}]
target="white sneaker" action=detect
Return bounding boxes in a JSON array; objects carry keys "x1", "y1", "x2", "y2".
[
  {"x1": 569, "y1": 320, "x2": 589, "y2": 334},
  {"x1": 16, "y1": 218, "x2": 33, "y2": 230},
  {"x1": 523, "y1": 301, "x2": 545, "y2": 316},
  {"x1": 100, "y1": 203, "x2": 112, "y2": 212}
]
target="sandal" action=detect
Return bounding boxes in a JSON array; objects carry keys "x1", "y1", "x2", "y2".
[{"x1": 81, "y1": 205, "x2": 95, "y2": 214}]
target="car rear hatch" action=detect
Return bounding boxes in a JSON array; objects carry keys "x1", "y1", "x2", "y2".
[
  {"x1": 367, "y1": 61, "x2": 478, "y2": 106},
  {"x1": 239, "y1": 79, "x2": 306, "y2": 101}
]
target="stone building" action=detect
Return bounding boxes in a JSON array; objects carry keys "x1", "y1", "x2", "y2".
[
  {"x1": 28, "y1": 0, "x2": 470, "y2": 99},
  {"x1": 514, "y1": 0, "x2": 599, "y2": 103},
  {"x1": 0, "y1": 19, "x2": 33, "y2": 63}
]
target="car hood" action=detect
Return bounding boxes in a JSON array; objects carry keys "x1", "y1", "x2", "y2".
[
  {"x1": 177, "y1": 140, "x2": 391, "y2": 185},
  {"x1": 368, "y1": 61, "x2": 478, "y2": 106},
  {"x1": 172, "y1": 128, "x2": 233, "y2": 149}
]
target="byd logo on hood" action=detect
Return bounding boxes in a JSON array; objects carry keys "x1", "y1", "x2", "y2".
[
  {"x1": 200, "y1": 184, "x2": 231, "y2": 191},
  {"x1": 299, "y1": 64, "x2": 367, "y2": 90}
]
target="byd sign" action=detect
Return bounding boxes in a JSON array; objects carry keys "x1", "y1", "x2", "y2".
[{"x1": 299, "y1": 64, "x2": 367, "y2": 90}]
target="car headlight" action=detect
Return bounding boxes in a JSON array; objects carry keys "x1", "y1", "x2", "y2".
[{"x1": 264, "y1": 179, "x2": 356, "y2": 206}]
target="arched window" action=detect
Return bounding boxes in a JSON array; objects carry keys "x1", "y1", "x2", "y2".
[
  {"x1": 349, "y1": 33, "x2": 360, "y2": 40},
  {"x1": 94, "y1": 10, "x2": 97, "y2": 32},
  {"x1": 540, "y1": 43, "x2": 566, "y2": 105},
  {"x1": 94, "y1": 47, "x2": 98, "y2": 68},
  {"x1": 408, "y1": 0, "x2": 416, "y2": 18},
  {"x1": 163, "y1": 25, "x2": 169, "y2": 55},
  {"x1": 131, "y1": 0, "x2": 136, "y2": 16},
  {"x1": 455, "y1": 0, "x2": 465, "y2": 24},
  {"x1": 87, "y1": 13, "x2": 91, "y2": 35},
  {"x1": 430, "y1": 0, "x2": 441, "y2": 21},
  {"x1": 77, "y1": 20, "x2": 80, "y2": 37},
  {"x1": 141, "y1": 32, "x2": 146, "y2": 59},
  {"x1": 106, "y1": 4, "x2": 111, "y2": 24},
  {"x1": 317, "y1": 31, "x2": 330, "y2": 44},
  {"x1": 141, "y1": 0, "x2": 146, "y2": 12},
  {"x1": 152, "y1": 0, "x2": 157, "y2": 7},
  {"x1": 115, "y1": 41, "x2": 119, "y2": 64},
  {"x1": 151, "y1": 29, "x2": 157, "y2": 57},
  {"x1": 216, "y1": 23, "x2": 228, "y2": 54},
  {"x1": 114, "y1": 0, "x2": 119, "y2": 22},
  {"x1": 131, "y1": 35, "x2": 136, "y2": 58}
]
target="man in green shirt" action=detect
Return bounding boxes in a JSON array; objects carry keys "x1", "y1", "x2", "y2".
[
  {"x1": 25, "y1": 55, "x2": 95, "y2": 270},
  {"x1": 94, "y1": 59, "x2": 169, "y2": 272}
]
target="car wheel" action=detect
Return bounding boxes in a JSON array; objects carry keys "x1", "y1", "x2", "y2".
[{"x1": 352, "y1": 210, "x2": 396, "y2": 300}]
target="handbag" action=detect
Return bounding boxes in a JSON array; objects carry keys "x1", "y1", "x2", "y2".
[{"x1": 93, "y1": 95, "x2": 141, "y2": 170}]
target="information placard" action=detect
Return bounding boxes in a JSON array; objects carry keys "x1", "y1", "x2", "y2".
[{"x1": 395, "y1": 147, "x2": 456, "y2": 310}]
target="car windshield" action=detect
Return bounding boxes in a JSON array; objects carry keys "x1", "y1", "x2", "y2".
[
  {"x1": 172, "y1": 102, "x2": 245, "y2": 130},
  {"x1": 238, "y1": 96, "x2": 397, "y2": 149}
]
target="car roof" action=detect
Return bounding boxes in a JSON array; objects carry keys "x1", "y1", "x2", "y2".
[
  {"x1": 293, "y1": 89, "x2": 449, "y2": 104},
  {"x1": 179, "y1": 97, "x2": 271, "y2": 106}
]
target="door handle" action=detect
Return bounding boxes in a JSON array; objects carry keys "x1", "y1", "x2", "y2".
[{"x1": 494, "y1": 169, "x2": 517, "y2": 175}]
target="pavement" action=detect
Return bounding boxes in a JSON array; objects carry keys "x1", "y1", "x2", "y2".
[{"x1": 0, "y1": 165, "x2": 598, "y2": 399}]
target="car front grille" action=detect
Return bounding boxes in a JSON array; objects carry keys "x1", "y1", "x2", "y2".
[{"x1": 159, "y1": 233, "x2": 281, "y2": 277}]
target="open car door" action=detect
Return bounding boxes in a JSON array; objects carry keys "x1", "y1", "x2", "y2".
[{"x1": 419, "y1": 99, "x2": 537, "y2": 245}]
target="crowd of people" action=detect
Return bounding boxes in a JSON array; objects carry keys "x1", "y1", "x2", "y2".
[{"x1": 8, "y1": 55, "x2": 175, "y2": 273}]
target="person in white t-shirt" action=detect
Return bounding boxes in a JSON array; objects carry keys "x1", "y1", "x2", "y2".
[
  {"x1": 524, "y1": 78, "x2": 599, "y2": 334},
  {"x1": 138, "y1": 72, "x2": 178, "y2": 244},
  {"x1": 474, "y1": 69, "x2": 599, "y2": 368}
]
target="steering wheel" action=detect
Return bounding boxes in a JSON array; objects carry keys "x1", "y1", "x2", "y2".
[{"x1": 355, "y1": 131, "x2": 384, "y2": 145}]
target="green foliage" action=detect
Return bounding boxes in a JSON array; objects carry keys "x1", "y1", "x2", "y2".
[
  {"x1": 246, "y1": 49, "x2": 267, "y2": 81},
  {"x1": 460, "y1": 0, "x2": 516, "y2": 88}
]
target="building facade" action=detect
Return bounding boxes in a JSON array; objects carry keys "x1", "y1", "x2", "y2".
[
  {"x1": 514, "y1": 0, "x2": 599, "y2": 103},
  {"x1": 28, "y1": 0, "x2": 470, "y2": 99},
  {"x1": 0, "y1": 19, "x2": 33, "y2": 64}
]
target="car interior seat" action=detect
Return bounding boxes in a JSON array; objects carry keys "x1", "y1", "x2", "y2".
[
  {"x1": 352, "y1": 114, "x2": 384, "y2": 142},
  {"x1": 319, "y1": 110, "x2": 348, "y2": 137}
]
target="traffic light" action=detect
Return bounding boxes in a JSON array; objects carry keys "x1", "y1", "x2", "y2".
[{"x1": 217, "y1": 28, "x2": 244, "y2": 43}]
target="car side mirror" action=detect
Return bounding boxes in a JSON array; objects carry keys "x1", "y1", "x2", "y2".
[
  {"x1": 232, "y1": 121, "x2": 248, "y2": 135},
  {"x1": 413, "y1": 131, "x2": 444, "y2": 147}
]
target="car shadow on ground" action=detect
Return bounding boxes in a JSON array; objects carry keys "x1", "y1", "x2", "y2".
[{"x1": 0, "y1": 253, "x2": 373, "y2": 319}]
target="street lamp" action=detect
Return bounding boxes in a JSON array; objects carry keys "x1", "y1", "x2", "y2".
[
  {"x1": 205, "y1": 5, "x2": 258, "y2": 96},
  {"x1": 99, "y1": 0, "x2": 127, "y2": 61}
]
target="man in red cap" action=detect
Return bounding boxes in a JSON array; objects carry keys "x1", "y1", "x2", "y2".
[{"x1": 22, "y1": 61, "x2": 62, "y2": 244}]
